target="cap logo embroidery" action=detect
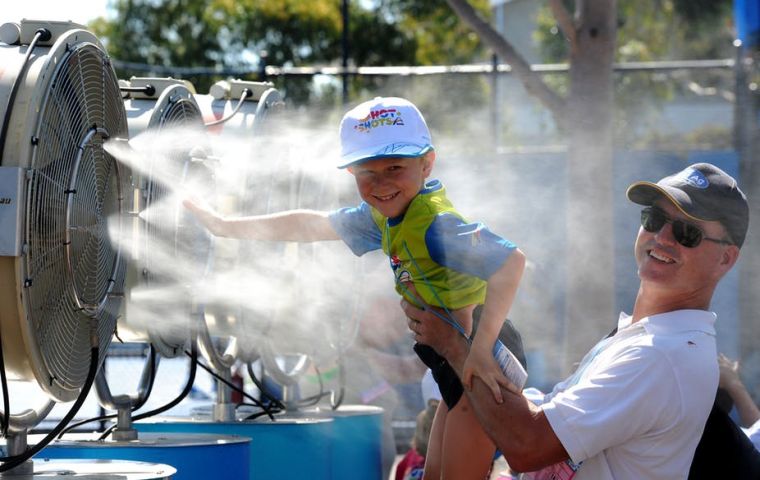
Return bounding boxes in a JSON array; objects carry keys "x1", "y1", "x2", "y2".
[
  {"x1": 354, "y1": 108, "x2": 404, "y2": 133},
  {"x1": 678, "y1": 168, "x2": 709, "y2": 189}
]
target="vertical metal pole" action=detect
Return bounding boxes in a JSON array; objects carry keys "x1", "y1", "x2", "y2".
[
  {"x1": 341, "y1": 0, "x2": 350, "y2": 105},
  {"x1": 491, "y1": 3, "x2": 505, "y2": 151},
  {"x1": 736, "y1": 37, "x2": 760, "y2": 365},
  {"x1": 734, "y1": 40, "x2": 749, "y2": 157},
  {"x1": 491, "y1": 53, "x2": 500, "y2": 151},
  {"x1": 98, "y1": 354, "x2": 108, "y2": 432}
]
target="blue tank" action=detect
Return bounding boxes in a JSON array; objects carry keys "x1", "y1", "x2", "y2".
[
  {"x1": 135, "y1": 415, "x2": 333, "y2": 480},
  {"x1": 34, "y1": 433, "x2": 249, "y2": 480}
]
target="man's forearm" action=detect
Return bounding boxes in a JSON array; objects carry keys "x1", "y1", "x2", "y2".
[
  {"x1": 725, "y1": 380, "x2": 760, "y2": 427},
  {"x1": 404, "y1": 298, "x2": 569, "y2": 471},
  {"x1": 442, "y1": 334, "x2": 569, "y2": 472}
]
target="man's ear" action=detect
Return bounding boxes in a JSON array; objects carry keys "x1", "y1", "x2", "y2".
[
  {"x1": 422, "y1": 151, "x2": 436, "y2": 177},
  {"x1": 719, "y1": 245, "x2": 740, "y2": 273}
]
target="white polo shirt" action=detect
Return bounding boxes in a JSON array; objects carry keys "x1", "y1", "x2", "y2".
[{"x1": 541, "y1": 310, "x2": 718, "y2": 480}]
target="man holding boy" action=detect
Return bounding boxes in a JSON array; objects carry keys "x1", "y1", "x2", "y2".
[{"x1": 405, "y1": 162, "x2": 749, "y2": 479}]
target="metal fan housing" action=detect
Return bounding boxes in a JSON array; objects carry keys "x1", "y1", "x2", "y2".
[
  {"x1": 118, "y1": 77, "x2": 210, "y2": 358},
  {"x1": 0, "y1": 21, "x2": 129, "y2": 402}
]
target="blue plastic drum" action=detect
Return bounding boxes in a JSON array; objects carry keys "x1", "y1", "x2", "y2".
[
  {"x1": 27, "y1": 459, "x2": 175, "y2": 479},
  {"x1": 34, "y1": 433, "x2": 249, "y2": 480},
  {"x1": 135, "y1": 415, "x2": 333, "y2": 480},
  {"x1": 316, "y1": 405, "x2": 384, "y2": 480}
]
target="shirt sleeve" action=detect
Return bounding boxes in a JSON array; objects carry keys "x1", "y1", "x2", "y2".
[
  {"x1": 328, "y1": 202, "x2": 382, "y2": 256},
  {"x1": 425, "y1": 212, "x2": 516, "y2": 280},
  {"x1": 743, "y1": 419, "x2": 760, "y2": 451},
  {"x1": 541, "y1": 346, "x2": 680, "y2": 464}
]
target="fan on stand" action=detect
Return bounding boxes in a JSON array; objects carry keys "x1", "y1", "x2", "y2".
[
  {"x1": 133, "y1": 78, "x2": 378, "y2": 480},
  {"x1": 120, "y1": 77, "x2": 245, "y2": 425},
  {"x1": 194, "y1": 78, "x2": 334, "y2": 396},
  {"x1": 33, "y1": 77, "x2": 251, "y2": 480},
  {"x1": 0, "y1": 19, "x2": 173, "y2": 479},
  {"x1": 191, "y1": 80, "x2": 287, "y2": 423},
  {"x1": 100, "y1": 76, "x2": 212, "y2": 436}
]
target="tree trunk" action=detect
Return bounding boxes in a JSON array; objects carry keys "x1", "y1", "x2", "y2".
[
  {"x1": 561, "y1": 0, "x2": 617, "y2": 370},
  {"x1": 445, "y1": 0, "x2": 618, "y2": 372}
]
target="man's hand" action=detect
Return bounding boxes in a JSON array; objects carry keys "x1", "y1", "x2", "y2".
[{"x1": 401, "y1": 299, "x2": 467, "y2": 370}]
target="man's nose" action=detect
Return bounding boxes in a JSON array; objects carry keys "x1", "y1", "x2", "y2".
[{"x1": 654, "y1": 222, "x2": 677, "y2": 246}]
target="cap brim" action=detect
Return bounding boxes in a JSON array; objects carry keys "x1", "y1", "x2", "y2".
[
  {"x1": 626, "y1": 181, "x2": 708, "y2": 222},
  {"x1": 337, "y1": 143, "x2": 432, "y2": 169}
]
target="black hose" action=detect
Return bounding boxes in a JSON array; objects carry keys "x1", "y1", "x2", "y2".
[
  {"x1": 57, "y1": 344, "x2": 157, "y2": 438},
  {"x1": 0, "y1": 345, "x2": 99, "y2": 472},
  {"x1": 0, "y1": 341, "x2": 9, "y2": 439},
  {"x1": 0, "y1": 28, "x2": 52, "y2": 440},
  {"x1": 246, "y1": 362, "x2": 285, "y2": 411},
  {"x1": 98, "y1": 341, "x2": 199, "y2": 440},
  {"x1": 330, "y1": 354, "x2": 346, "y2": 411},
  {"x1": 0, "y1": 28, "x2": 51, "y2": 163},
  {"x1": 191, "y1": 353, "x2": 277, "y2": 420}
]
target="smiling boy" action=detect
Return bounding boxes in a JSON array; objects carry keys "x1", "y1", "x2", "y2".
[{"x1": 185, "y1": 96, "x2": 527, "y2": 478}]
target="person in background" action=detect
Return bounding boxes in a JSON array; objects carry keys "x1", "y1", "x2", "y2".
[
  {"x1": 405, "y1": 163, "x2": 748, "y2": 479},
  {"x1": 395, "y1": 397, "x2": 439, "y2": 480},
  {"x1": 718, "y1": 353, "x2": 760, "y2": 449},
  {"x1": 185, "y1": 96, "x2": 527, "y2": 479}
]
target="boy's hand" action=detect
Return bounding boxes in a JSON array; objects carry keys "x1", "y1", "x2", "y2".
[
  {"x1": 182, "y1": 197, "x2": 221, "y2": 234},
  {"x1": 463, "y1": 337, "x2": 514, "y2": 404}
]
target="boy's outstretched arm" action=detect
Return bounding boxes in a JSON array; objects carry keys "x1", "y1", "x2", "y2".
[
  {"x1": 183, "y1": 198, "x2": 341, "y2": 242},
  {"x1": 463, "y1": 248, "x2": 526, "y2": 403}
]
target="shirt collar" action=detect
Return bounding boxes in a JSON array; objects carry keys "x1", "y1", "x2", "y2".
[
  {"x1": 387, "y1": 179, "x2": 443, "y2": 226},
  {"x1": 617, "y1": 309, "x2": 717, "y2": 337}
]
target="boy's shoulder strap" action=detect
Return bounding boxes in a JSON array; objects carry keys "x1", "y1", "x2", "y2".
[{"x1": 369, "y1": 205, "x2": 385, "y2": 230}]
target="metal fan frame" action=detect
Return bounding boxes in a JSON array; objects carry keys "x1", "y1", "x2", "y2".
[
  {"x1": 119, "y1": 81, "x2": 209, "y2": 359},
  {"x1": 0, "y1": 26, "x2": 127, "y2": 402}
]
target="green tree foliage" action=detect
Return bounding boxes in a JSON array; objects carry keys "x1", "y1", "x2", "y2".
[
  {"x1": 91, "y1": 0, "x2": 490, "y2": 97},
  {"x1": 531, "y1": 0, "x2": 735, "y2": 148},
  {"x1": 90, "y1": 0, "x2": 226, "y2": 90},
  {"x1": 534, "y1": 0, "x2": 734, "y2": 63}
]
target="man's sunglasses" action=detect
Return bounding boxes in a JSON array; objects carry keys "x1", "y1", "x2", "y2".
[{"x1": 640, "y1": 207, "x2": 733, "y2": 248}]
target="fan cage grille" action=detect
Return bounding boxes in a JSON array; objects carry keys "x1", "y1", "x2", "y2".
[
  {"x1": 23, "y1": 42, "x2": 128, "y2": 396},
  {"x1": 136, "y1": 94, "x2": 208, "y2": 353}
]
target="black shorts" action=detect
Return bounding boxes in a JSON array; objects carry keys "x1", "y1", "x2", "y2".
[{"x1": 414, "y1": 306, "x2": 527, "y2": 410}]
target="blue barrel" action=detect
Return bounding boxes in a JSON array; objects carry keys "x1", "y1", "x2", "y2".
[
  {"x1": 736, "y1": 0, "x2": 760, "y2": 47},
  {"x1": 315, "y1": 405, "x2": 384, "y2": 480},
  {"x1": 135, "y1": 415, "x2": 333, "y2": 480},
  {"x1": 30, "y1": 459, "x2": 175, "y2": 479},
  {"x1": 34, "y1": 433, "x2": 249, "y2": 480}
]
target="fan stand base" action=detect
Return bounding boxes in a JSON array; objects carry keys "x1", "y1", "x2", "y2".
[
  {"x1": 1, "y1": 432, "x2": 33, "y2": 476},
  {"x1": 0, "y1": 459, "x2": 32, "y2": 476}
]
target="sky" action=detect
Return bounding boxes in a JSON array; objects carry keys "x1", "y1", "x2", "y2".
[{"x1": 2, "y1": 0, "x2": 111, "y2": 26}]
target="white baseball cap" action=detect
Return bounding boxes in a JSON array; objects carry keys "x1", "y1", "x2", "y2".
[{"x1": 338, "y1": 96, "x2": 433, "y2": 169}]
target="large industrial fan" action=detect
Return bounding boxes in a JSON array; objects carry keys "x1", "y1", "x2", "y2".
[
  {"x1": 135, "y1": 80, "x2": 381, "y2": 480},
  {"x1": 0, "y1": 19, "x2": 130, "y2": 474},
  {"x1": 116, "y1": 76, "x2": 211, "y2": 359},
  {"x1": 32, "y1": 76, "x2": 254, "y2": 480},
  {"x1": 90, "y1": 76, "x2": 210, "y2": 439},
  {"x1": 195, "y1": 78, "x2": 364, "y2": 402}
]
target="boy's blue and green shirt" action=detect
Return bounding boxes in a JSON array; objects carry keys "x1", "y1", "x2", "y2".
[{"x1": 328, "y1": 179, "x2": 516, "y2": 310}]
